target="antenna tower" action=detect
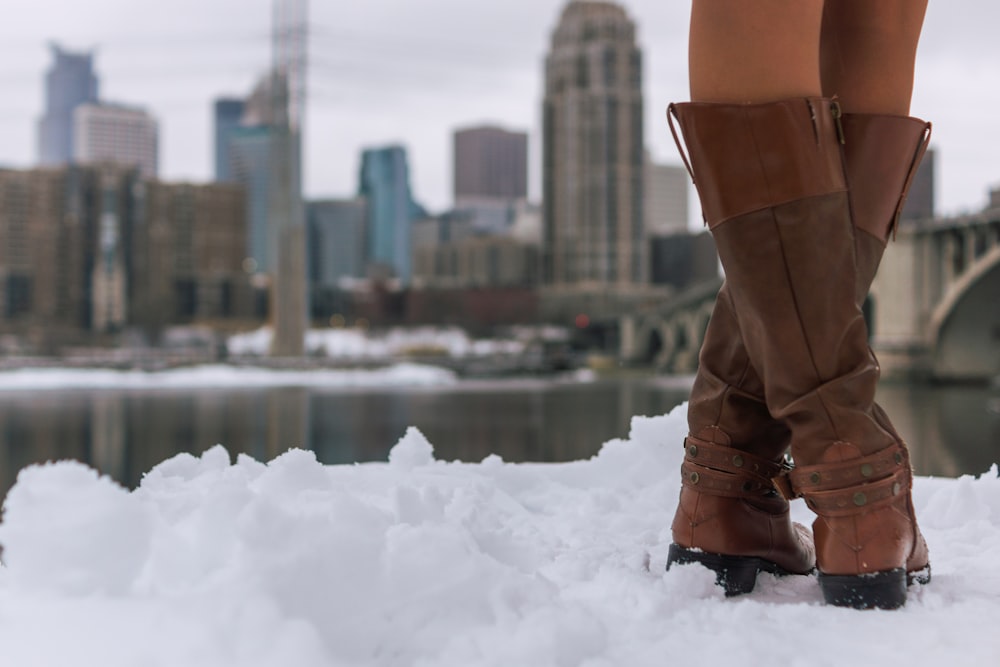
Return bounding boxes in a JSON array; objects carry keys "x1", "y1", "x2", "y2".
[{"x1": 269, "y1": 0, "x2": 308, "y2": 356}]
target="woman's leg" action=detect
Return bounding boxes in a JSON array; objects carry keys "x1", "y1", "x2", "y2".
[
  {"x1": 821, "y1": 0, "x2": 929, "y2": 115},
  {"x1": 690, "y1": 0, "x2": 823, "y2": 103}
]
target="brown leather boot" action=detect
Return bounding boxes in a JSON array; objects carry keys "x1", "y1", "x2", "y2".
[
  {"x1": 792, "y1": 111, "x2": 932, "y2": 608},
  {"x1": 667, "y1": 98, "x2": 928, "y2": 609},
  {"x1": 666, "y1": 201, "x2": 811, "y2": 597}
]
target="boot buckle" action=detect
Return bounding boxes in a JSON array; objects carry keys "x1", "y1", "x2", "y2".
[{"x1": 772, "y1": 469, "x2": 796, "y2": 500}]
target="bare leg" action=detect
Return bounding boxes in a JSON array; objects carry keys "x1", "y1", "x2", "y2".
[
  {"x1": 820, "y1": 0, "x2": 929, "y2": 115},
  {"x1": 690, "y1": 0, "x2": 824, "y2": 103}
]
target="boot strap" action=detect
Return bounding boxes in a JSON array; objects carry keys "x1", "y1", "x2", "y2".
[
  {"x1": 680, "y1": 437, "x2": 790, "y2": 499},
  {"x1": 782, "y1": 443, "x2": 913, "y2": 517},
  {"x1": 679, "y1": 461, "x2": 786, "y2": 499},
  {"x1": 787, "y1": 443, "x2": 909, "y2": 493},
  {"x1": 799, "y1": 467, "x2": 911, "y2": 517},
  {"x1": 683, "y1": 436, "x2": 787, "y2": 479}
]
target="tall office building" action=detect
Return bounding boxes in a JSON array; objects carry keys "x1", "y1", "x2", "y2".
[
  {"x1": 229, "y1": 125, "x2": 273, "y2": 273},
  {"x1": 73, "y1": 102, "x2": 159, "y2": 178},
  {"x1": 214, "y1": 98, "x2": 246, "y2": 182},
  {"x1": 358, "y1": 145, "x2": 420, "y2": 284},
  {"x1": 453, "y1": 126, "x2": 528, "y2": 206},
  {"x1": 308, "y1": 198, "x2": 368, "y2": 287},
  {"x1": 0, "y1": 164, "x2": 252, "y2": 337},
  {"x1": 37, "y1": 44, "x2": 99, "y2": 166},
  {"x1": 212, "y1": 75, "x2": 278, "y2": 275},
  {"x1": 542, "y1": 1, "x2": 645, "y2": 286},
  {"x1": 645, "y1": 160, "x2": 688, "y2": 235}
]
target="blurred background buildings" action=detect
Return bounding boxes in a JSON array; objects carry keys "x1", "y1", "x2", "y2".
[{"x1": 0, "y1": 0, "x2": 973, "y2": 363}]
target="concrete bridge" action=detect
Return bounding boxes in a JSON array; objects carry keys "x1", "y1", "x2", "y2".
[
  {"x1": 618, "y1": 206, "x2": 999, "y2": 382},
  {"x1": 618, "y1": 277, "x2": 722, "y2": 374},
  {"x1": 872, "y1": 208, "x2": 1000, "y2": 382}
]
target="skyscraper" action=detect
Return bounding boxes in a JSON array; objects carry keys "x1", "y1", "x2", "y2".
[
  {"x1": 213, "y1": 76, "x2": 277, "y2": 275},
  {"x1": 73, "y1": 102, "x2": 159, "y2": 178},
  {"x1": 229, "y1": 125, "x2": 273, "y2": 273},
  {"x1": 645, "y1": 160, "x2": 689, "y2": 235},
  {"x1": 37, "y1": 44, "x2": 99, "y2": 166},
  {"x1": 308, "y1": 198, "x2": 368, "y2": 287},
  {"x1": 358, "y1": 145, "x2": 420, "y2": 284},
  {"x1": 453, "y1": 126, "x2": 528, "y2": 206},
  {"x1": 542, "y1": 1, "x2": 645, "y2": 286},
  {"x1": 213, "y1": 98, "x2": 246, "y2": 182},
  {"x1": 0, "y1": 164, "x2": 252, "y2": 336}
]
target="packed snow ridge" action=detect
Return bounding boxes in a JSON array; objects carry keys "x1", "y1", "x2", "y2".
[
  {"x1": 1, "y1": 405, "x2": 998, "y2": 666},
  {"x1": 0, "y1": 363, "x2": 456, "y2": 391},
  {"x1": 228, "y1": 325, "x2": 531, "y2": 360}
]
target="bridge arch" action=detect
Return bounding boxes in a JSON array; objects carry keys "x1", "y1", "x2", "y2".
[
  {"x1": 928, "y1": 244, "x2": 1000, "y2": 381},
  {"x1": 621, "y1": 278, "x2": 721, "y2": 373}
]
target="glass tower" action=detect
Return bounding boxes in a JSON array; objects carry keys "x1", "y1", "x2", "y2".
[
  {"x1": 38, "y1": 44, "x2": 99, "y2": 166},
  {"x1": 358, "y1": 146, "x2": 419, "y2": 284},
  {"x1": 213, "y1": 98, "x2": 246, "y2": 183}
]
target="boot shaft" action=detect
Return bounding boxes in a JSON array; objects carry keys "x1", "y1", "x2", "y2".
[
  {"x1": 670, "y1": 97, "x2": 890, "y2": 461},
  {"x1": 686, "y1": 111, "x2": 931, "y2": 453}
]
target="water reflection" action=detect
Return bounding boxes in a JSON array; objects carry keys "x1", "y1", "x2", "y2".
[
  {"x1": 877, "y1": 383, "x2": 1000, "y2": 478},
  {"x1": 1, "y1": 378, "x2": 997, "y2": 502}
]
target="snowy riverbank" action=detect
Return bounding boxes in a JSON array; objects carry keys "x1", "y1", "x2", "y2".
[
  {"x1": 0, "y1": 363, "x2": 458, "y2": 392},
  {"x1": 1, "y1": 405, "x2": 998, "y2": 666}
]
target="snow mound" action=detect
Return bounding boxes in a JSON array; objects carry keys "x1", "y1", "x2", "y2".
[
  {"x1": 0, "y1": 363, "x2": 456, "y2": 391},
  {"x1": 1, "y1": 404, "x2": 998, "y2": 666},
  {"x1": 228, "y1": 325, "x2": 523, "y2": 360}
]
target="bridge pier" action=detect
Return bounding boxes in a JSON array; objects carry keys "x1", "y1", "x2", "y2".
[
  {"x1": 616, "y1": 278, "x2": 721, "y2": 374},
  {"x1": 872, "y1": 211, "x2": 1000, "y2": 382}
]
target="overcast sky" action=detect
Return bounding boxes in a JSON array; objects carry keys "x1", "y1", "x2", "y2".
[{"x1": 0, "y1": 1, "x2": 997, "y2": 223}]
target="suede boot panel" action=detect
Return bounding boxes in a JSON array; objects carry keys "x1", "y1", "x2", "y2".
[
  {"x1": 688, "y1": 281, "x2": 790, "y2": 460},
  {"x1": 710, "y1": 194, "x2": 896, "y2": 461}
]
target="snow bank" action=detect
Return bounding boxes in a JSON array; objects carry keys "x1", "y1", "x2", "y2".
[
  {"x1": 1, "y1": 405, "x2": 999, "y2": 666},
  {"x1": 0, "y1": 363, "x2": 456, "y2": 391},
  {"x1": 229, "y1": 326, "x2": 524, "y2": 359}
]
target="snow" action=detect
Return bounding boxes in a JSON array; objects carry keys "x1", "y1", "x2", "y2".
[
  {"x1": 228, "y1": 326, "x2": 526, "y2": 360},
  {"x1": 1, "y1": 404, "x2": 999, "y2": 666},
  {"x1": 0, "y1": 363, "x2": 457, "y2": 391}
]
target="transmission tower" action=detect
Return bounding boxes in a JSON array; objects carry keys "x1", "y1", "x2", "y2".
[{"x1": 269, "y1": 0, "x2": 308, "y2": 356}]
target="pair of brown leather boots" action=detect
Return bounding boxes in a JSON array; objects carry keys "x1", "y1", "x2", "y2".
[{"x1": 664, "y1": 97, "x2": 931, "y2": 609}]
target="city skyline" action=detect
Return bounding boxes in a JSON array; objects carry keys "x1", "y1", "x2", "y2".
[{"x1": 0, "y1": 1, "x2": 998, "y2": 222}]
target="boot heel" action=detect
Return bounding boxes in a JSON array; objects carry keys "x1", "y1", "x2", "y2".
[
  {"x1": 666, "y1": 544, "x2": 788, "y2": 597},
  {"x1": 818, "y1": 569, "x2": 907, "y2": 609},
  {"x1": 907, "y1": 564, "x2": 931, "y2": 586}
]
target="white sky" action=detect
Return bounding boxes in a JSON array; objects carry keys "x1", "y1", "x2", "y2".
[{"x1": 0, "y1": 1, "x2": 996, "y2": 222}]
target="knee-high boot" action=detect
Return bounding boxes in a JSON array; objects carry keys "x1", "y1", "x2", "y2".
[
  {"x1": 667, "y1": 290, "x2": 812, "y2": 594},
  {"x1": 667, "y1": 97, "x2": 928, "y2": 608}
]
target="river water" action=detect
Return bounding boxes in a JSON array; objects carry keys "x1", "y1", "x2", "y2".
[{"x1": 1, "y1": 375, "x2": 997, "y2": 501}]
